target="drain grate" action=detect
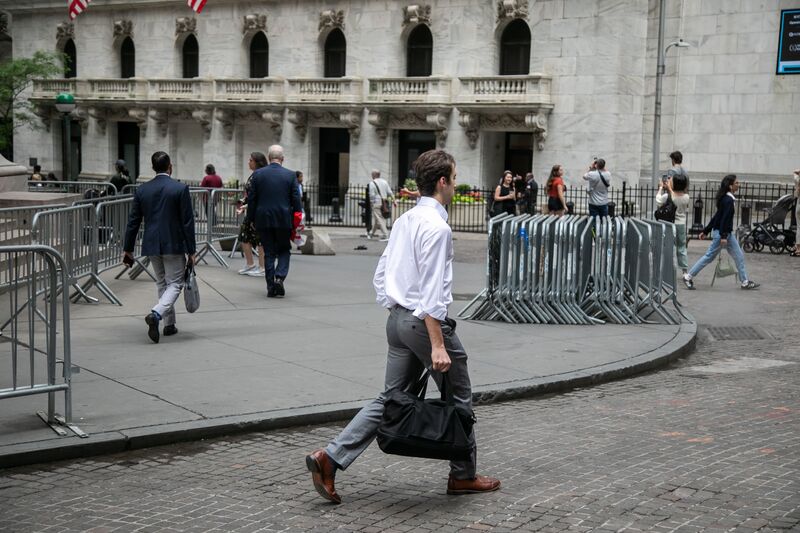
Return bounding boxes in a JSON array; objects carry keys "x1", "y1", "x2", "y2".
[{"x1": 706, "y1": 326, "x2": 768, "y2": 341}]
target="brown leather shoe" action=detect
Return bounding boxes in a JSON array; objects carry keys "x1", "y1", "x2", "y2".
[
  {"x1": 447, "y1": 474, "x2": 501, "y2": 495},
  {"x1": 305, "y1": 449, "x2": 341, "y2": 504}
]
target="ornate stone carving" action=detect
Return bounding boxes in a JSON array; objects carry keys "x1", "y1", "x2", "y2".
[
  {"x1": 287, "y1": 109, "x2": 307, "y2": 141},
  {"x1": 88, "y1": 107, "x2": 107, "y2": 135},
  {"x1": 243, "y1": 14, "x2": 267, "y2": 34},
  {"x1": 457, "y1": 112, "x2": 480, "y2": 149},
  {"x1": 169, "y1": 108, "x2": 193, "y2": 121},
  {"x1": 497, "y1": 0, "x2": 528, "y2": 21},
  {"x1": 435, "y1": 130, "x2": 447, "y2": 148},
  {"x1": 368, "y1": 111, "x2": 389, "y2": 145},
  {"x1": 339, "y1": 110, "x2": 361, "y2": 144},
  {"x1": 481, "y1": 113, "x2": 525, "y2": 130},
  {"x1": 425, "y1": 110, "x2": 449, "y2": 129},
  {"x1": 113, "y1": 19, "x2": 133, "y2": 38},
  {"x1": 319, "y1": 9, "x2": 344, "y2": 32},
  {"x1": 56, "y1": 21, "x2": 74, "y2": 43},
  {"x1": 149, "y1": 109, "x2": 169, "y2": 137},
  {"x1": 402, "y1": 5, "x2": 431, "y2": 26},
  {"x1": 72, "y1": 107, "x2": 90, "y2": 135},
  {"x1": 525, "y1": 110, "x2": 549, "y2": 150},
  {"x1": 33, "y1": 105, "x2": 53, "y2": 132},
  {"x1": 215, "y1": 109, "x2": 235, "y2": 140},
  {"x1": 191, "y1": 109, "x2": 212, "y2": 139},
  {"x1": 0, "y1": 13, "x2": 8, "y2": 36},
  {"x1": 261, "y1": 109, "x2": 284, "y2": 141},
  {"x1": 175, "y1": 17, "x2": 197, "y2": 36}
]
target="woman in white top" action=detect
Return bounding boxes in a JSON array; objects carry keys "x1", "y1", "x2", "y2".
[{"x1": 656, "y1": 173, "x2": 692, "y2": 273}]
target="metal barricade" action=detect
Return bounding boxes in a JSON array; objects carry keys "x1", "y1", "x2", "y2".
[
  {"x1": 202, "y1": 188, "x2": 242, "y2": 268},
  {"x1": 0, "y1": 204, "x2": 66, "y2": 248},
  {"x1": 94, "y1": 196, "x2": 156, "y2": 285},
  {"x1": 460, "y1": 215, "x2": 683, "y2": 325},
  {"x1": 190, "y1": 188, "x2": 226, "y2": 268},
  {"x1": 27, "y1": 180, "x2": 118, "y2": 196},
  {"x1": 0, "y1": 245, "x2": 86, "y2": 437},
  {"x1": 121, "y1": 184, "x2": 140, "y2": 195}
]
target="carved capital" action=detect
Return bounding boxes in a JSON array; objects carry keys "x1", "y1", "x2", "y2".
[
  {"x1": 457, "y1": 112, "x2": 480, "y2": 149},
  {"x1": 175, "y1": 17, "x2": 197, "y2": 36},
  {"x1": 426, "y1": 110, "x2": 449, "y2": 130},
  {"x1": 368, "y1": 111, "x2": 389, "y2": 145},
  {"x1": 56, "y1": 22, "x2": 74, "y2": 43},
  {"x1": 33, "y1": 104, "x2": 53, "y2": 132},
  {"x1": 113, "y1": 19, "x2": 133, "y2": 39},
  {"x1": 319, "y1": 9, "x2": 345, "y2": 32},
  {"x1": 287, "y1": 109, "x2": 307, "y2": 141},
  {"x1": 497, "y1": 0, "x2": 528, "y2": 21},
  {"x1": 402, "y1": 5, "x2": 432, "y2": 26},
  {"x1": 191, "y1": 109, "x2": 212, "y2": 139},
  {"x1": 215, "y1": 109, "x2": 235, "y2": 140},
  {"x1": 88, "y1": 107, "x2": 107, "y2": 135},
  {"x1": 72, "y1": 107, "x2": 89, "y2": 135},
  {"x1": 243, "y1": 14, "x2": 267, "y2": 34},
  {"x1": 339, "y1": 110, "x2": 361, "y2": 144},
  {"x1": 261, "y1": 109, "x2": 283, "y2": 141},
  {"x1": 149, "y1": 109, "x2": 169, "y2": 137},
  {"x1": 0, "y1": 13, "x2": 7, "y2": 36},
  {"x1": 435, "y1": 129, "x2": 447, "y2": 148},
  {"x1": 128, "y1": 108, "x2": 148, "y2": 134},
  {"x1": 525, "y1": 110, "x2": 548, "y2": 149}
]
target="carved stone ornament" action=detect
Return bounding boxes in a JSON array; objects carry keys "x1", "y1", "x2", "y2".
[
  {"x1": 191, "y1": 109, "x2": 212, "y2": 139},
  {"x1": 402, "y1": 5, "x2": 431, "y2": 26},
  {"x1": 318, "y1": 9, "x2": 344, "y2": 32},
  {"x1": 175, "y1": 17, "x2": 197, "y2": 36},
  {"x1": 287, "y1": 109, "x2": 307, "y2": 141},
  {"x1": 128, "y1": 108, "x2": 148, "y2": 135},
  {"x1": 0, "y1": 13, "x2": 8, "y2": 36},
  {"x1": 56, "y1": 21, "x2": 74, "y2": 43},
  {"x1": 261, "y1": 109, "x2": 284, "y2": 141},
  {"x1": 525, "y1": 110, "x2": 549, "y2": 150},
  {"x1": 243, "y1": 14, "x2": 267, "y2": 34},
  {"x1": 497, "y1": 0, "x2": 528, "y2": 21},
  {"x1": 73, "y1": 107, "x2": 90, "y2": 135},
  {"x1": 33, "y1": 104, "x2": 53, "y2": 132},
  {"x1": 457, "y1": 112, "x2": 480, "y2": 149},
  {"x1": 215, "y1": 109, "x2": 235, "y2": 140},
  {"x1": 339, "y1": 110, "x2": 361, "y2": 144},
  {"x1": 113, "y1": 19, "x2": 133, "y2": 39},
  {"x1": 425, "y1": 110, "x2": 449, "y2": 130},
  {"x1": 88, "y1": 107, "x2": 107, "y2": 135},
  {"x1": 367, "y1": 111, "x2": 389, "y2": 145},
  {"x1": 149, "y1": 109, "x2": 169, "y2": 137}
]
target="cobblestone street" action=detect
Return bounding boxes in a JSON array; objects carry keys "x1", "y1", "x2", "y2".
[{"x1": 1, "y1": 247, "x2": 799, "y2": 532}]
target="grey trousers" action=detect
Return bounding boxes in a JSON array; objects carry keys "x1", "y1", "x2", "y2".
[
  {"x1": 325, "y1": 306, "x2": 477, "y2": 479},
  {"x1": 369, "y1": 205, "x2": 389, "y2": 238},
  {"x1": 149, "y1": 255, "x2": 186, "y2": 327}
]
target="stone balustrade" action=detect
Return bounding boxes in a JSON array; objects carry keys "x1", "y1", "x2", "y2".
[
  {"x1": 457, "y1": 75, "x2": 552, "y2": 105},
  {"x1": 367, "y1": 76, "x2": 452, "y2": 104},
  {"x1": 285, "y1": 77, "x2": 363, "y2": 104}
]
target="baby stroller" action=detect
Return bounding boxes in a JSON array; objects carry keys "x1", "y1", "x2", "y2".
[{"x1": 740, "y1": 194, "x2": 796, "y2": 254}]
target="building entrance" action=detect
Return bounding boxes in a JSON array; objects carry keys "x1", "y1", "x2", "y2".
[
  {"x1": 398, "y1": 130, "x2": 435, "y2": 189},
  {"x1": 318, "y1": 127, "x2": 350, "y2": 205},
  {"x1": 117, "y1": 122, "x2": 139, "y2": 180},
  {"x1": 504, "y1": 132, "x2": 533, "y2": 178},
  {"x1": 69, "y1": 119, "x2": 82, "y2": 181}
]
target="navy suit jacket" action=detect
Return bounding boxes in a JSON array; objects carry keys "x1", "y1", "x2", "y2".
[
  {"x1": 123, "y1": 173, "x2": 197, "y2": 256},
  {"x1": 246, "y1": 163, "x2": 302, "y2": 230}
]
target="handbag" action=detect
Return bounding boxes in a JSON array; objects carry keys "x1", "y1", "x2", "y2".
[
  {"x1": 654, "y1": 194, "x2": 677, "y2": 222},
  {"x1": 183, "y1": 263, "x2": 200, "y2": 313},
  {"x1": 373, "y1": 181, "x2": 392, "y2": 219},
  {"x1": 377, "y1": 370, "x2": 475, "y2": 461},
  {"x1": 715, "y1": 253, "x2": 736, "y2": 278}
]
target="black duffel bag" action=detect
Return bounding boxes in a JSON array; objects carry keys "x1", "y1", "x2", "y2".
[{"x1": 377, "y1": 370, "x2": 475, "y2": 461}]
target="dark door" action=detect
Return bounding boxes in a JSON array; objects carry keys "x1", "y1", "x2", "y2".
[
  {"x1": 117, "y1": 122, "x2": 140, "y2": 180},
  {"x1": 504, "y1": 132, "x2": 533, "y2": 178},
  {"x1": 69, "y1": 120, "x2": 82, "y2": 180},
  {"x1": 318, "y1": 128, "x2": 350, "y2": 205},
  {"x1": 398, "y1": 130, "x2": 436, "y2": 189}
]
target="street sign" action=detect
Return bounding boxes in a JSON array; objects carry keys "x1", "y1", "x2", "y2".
[{"x1": 777, "y1": 9, "x2": 800, "y2": 74}]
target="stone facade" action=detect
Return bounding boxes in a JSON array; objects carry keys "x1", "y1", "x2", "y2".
[{"x1": 2, "y1": 0, "x2": 798, "y2": 188}]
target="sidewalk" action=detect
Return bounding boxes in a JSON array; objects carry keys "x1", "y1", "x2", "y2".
[{"x1": 0, "y1": 228, "x2": 696, "y2": 467}]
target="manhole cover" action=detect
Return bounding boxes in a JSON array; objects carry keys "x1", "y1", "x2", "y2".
[
  {"x1": 706, "y1": 326, "x2": 768, "y2": 341},
  {"x1": 687, "y1": 357, "x2": 794, "y2": 374}
]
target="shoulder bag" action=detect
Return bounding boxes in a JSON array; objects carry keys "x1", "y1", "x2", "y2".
[
  {"x1": 377, "y1": 370, "x2": 475, "y2": 461},
  {"x1": 373, "y1": 181, "x2": 392, "y2": 219},
  {"x1": 654, "y1": 192, "x2": 677, "y2": 223}
]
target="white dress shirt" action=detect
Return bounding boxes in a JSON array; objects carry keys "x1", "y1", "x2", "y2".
[{"x1": 373, "y1": 196, "x2": 453, "y2": 321}]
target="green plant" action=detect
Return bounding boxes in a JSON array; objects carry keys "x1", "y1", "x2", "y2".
[
  {"x1": 455, "y1": 183, "x2": 471, "y2": 194},
  {"x1": 403, "y1": 178, "x2": 417, "y2": 191}
]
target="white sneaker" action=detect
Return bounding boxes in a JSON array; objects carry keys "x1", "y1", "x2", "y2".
[
  {"x1": 247, "y1": 268, "x2": 265, "y2": 277},
  {"x1": 238, "y1": 264, "x2": 257, "y2": 275},
  {"x1": 379, "y1": 237, "x2": 389, "y2": 242}
]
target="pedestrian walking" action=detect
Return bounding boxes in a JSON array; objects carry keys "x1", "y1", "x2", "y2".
[
  {"x1": 235, "y1": 152, "x2": 267, "y2": 276},
  {"x1": 666, "y1": 150, "x2": 689, "y2": 183},
  {"x1": 546, "y1": 164, "x2": 567, "y2": 216},
  {"x1": 367, "y1": 169, "x2": 395, "y2": 241},
  {"x1": 791, "y1": 168, "x2": 800, "y2": 257},
  {"x1": 123, "y1": 152, "x2": 196, "y2": 343},
  {"x1": 201, "y1": 164, "x2": 223, "y2": 188},
  {"x1": 683, "y1": 174, "x2": 759, "y2": 290},
  {"x1": 524, "y1": 172, "x2": 538, "y2": 214},
  {"x1": 493, "y1": 171, "x2": 516, "y2": 216},
  {"x1": 245, "y1": 145, "x2": 302, "y2": 298},
  {"x1": 109, "y1": 159, "x2": 131, "y2": 194},
  {"x1": 656, "y1": 174, "x2": 691, "y2": 274},
  {"x1": 582, "y1": 158, "x2": 611, "y2": 217},
  {"x1": 305, "y1": 149, "x2": 500, "y2": 504}
]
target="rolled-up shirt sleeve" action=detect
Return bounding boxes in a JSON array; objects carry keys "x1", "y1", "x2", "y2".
[
  {"x1": 373, "y1": 252, "x2": 390, "y2": 309},
  {"x1": 413, "y1": 226, "x2": 450, "y2": 321}
]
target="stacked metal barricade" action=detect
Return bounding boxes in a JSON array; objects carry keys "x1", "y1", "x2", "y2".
[{"x1": 459, "y1": 214, "x2": 685, "y2": 325}]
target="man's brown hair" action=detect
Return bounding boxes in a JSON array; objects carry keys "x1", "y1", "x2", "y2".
[{"x1": 413, "y1": 150, "x2": 455, "y2": 196}]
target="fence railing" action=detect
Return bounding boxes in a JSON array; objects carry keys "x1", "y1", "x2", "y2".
[
  {"x1": 0, "y1": 245, "x2": 84, "y2": 437},
  {"x1": 28, "y1": 180, "x2": 118, "y2": 196}
]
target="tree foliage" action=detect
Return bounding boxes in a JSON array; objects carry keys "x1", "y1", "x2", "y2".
[{"x1": 0, "y1": 51, "x2": 63, "y2": 150}]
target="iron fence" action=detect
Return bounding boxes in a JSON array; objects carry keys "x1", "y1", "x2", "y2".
[{"x1": 27, "y1": 180, "x2": 118, "y2": 196}]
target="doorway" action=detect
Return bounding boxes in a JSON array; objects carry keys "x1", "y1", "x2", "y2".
[
  {"x1": 504, "y1": 132, "x2": 533, "y2": 178},
  {"x1": 318, "y1": 127, "x2": 350, "y2": 205},
  {"x1": 398, "y1": 130, "x2": 436, "y2": 189},
  {"x1": 117, "y1": 122, "x2": 140, "y2": 179},
  {"x1": 69, "y1": 120, "x2": 82, "y2": 180}
]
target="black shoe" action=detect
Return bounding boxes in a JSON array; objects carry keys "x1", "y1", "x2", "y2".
[
  {"x1": 267, "y1": 285, "x2": 277, "y2": 298},
  {"x1": 682, "y1": 275, "x2": 695, "y2": 290},
  {"x1": 274, "y1": 277, "x2": 285, "y2": 297},
  {"x1": 741, "y1": 280, "x2": 760, "y2": 290},
  {"x1": 163, "y1": 325, "x2": 178, "y2": 336},
  {"x1": 145, "y1": 313, "x2": 160, "y2": 343}
]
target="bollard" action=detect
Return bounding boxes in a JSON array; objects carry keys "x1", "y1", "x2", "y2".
[
  {"x1": 329, "y1": 197, "x2": 343, "y2": 223},
  {"x1": 690, "y1": 195, "x2": 704, "y2": 237},
  {"x1": 566, "y1": 201, "x2": 575, "y2": 215},
  {"x1": 607, "y1": 201, "x2": 616, "y2": 217}
]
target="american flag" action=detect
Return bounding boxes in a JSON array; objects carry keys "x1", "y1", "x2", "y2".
[
  {"x1": 68, "y1": 0, "x2": 90, "y2": 19},
  {"x1": 187, "y1": 0, "x2": 208, "y2": 13}
]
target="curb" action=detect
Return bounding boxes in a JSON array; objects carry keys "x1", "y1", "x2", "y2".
[{"x1": 0, "y1": 317, "x2": 697, "y2": 469}]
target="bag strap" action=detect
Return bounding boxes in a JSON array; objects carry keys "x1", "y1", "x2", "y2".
[
  {"x1": 410, "y1": 370, "x2": 455, "y2": 406},
  {"x1": 372, "y1": 181, "x2": 384, "y2": 200},
  {"x1": 598, "y1": 170, "x2": 609, "y2": 188}
]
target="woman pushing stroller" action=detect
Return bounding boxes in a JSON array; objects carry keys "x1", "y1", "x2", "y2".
[{"x1": 682, "y1": 174, "x2": 760, "y2": 291}]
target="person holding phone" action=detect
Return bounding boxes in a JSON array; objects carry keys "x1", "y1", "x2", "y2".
[{"x1": 582, "y1": 158, "x2": 611, "y2": 217}]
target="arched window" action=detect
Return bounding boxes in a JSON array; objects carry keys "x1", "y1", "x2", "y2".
[
  {"x1": 120, "y1": 37, "x2": 135, "y2": 78},
  {"x1": 63, "y1": 39, "x2": 77, "y2": 78},
  {"x1": 324, "y1": 29, "x2": 346, "y2": 78},
  {"x1": 499, "y1": 19, "x2": 530, "y2": 75},
  {"x1": 182, "y1": 34, "x2": 199, "y2": 78},
  {"x1": 406, "y1": 25, "x2": 433, "y2": 77},
  {"x1": 249, "y1": 32, "x2": 269, "y2": 78}
]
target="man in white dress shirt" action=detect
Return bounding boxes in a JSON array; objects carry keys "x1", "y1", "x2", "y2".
[{"x1": 305, "y1": 150, "x2": 500, "y2": 503}]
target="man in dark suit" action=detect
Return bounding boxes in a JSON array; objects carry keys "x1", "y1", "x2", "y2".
[
  {"x1": 123, "y1": 152, "x2": 196, "y2": 343},
  {"x1": 246, "y1": 145, "x2": 302, "y2": 297}
]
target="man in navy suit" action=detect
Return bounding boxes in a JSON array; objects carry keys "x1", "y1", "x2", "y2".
[
  {"x1": 123, "y1": 152, "x2": 196, "y2": 343},
  {"x1": 246, "y1": 145, "x2": 302, "y2": 297}
]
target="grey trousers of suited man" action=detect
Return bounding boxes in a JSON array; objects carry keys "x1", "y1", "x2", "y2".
[
  {"x1": 149, "y1": 255, "x2": 186, "y2": 327},
  {"x1": 325, "y1": 305, "x2": 477, "y2": 479}
]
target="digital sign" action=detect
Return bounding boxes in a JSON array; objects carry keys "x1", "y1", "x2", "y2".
[{"x1": 777, "y1": 9, "x2": 800, "y2": 74}]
